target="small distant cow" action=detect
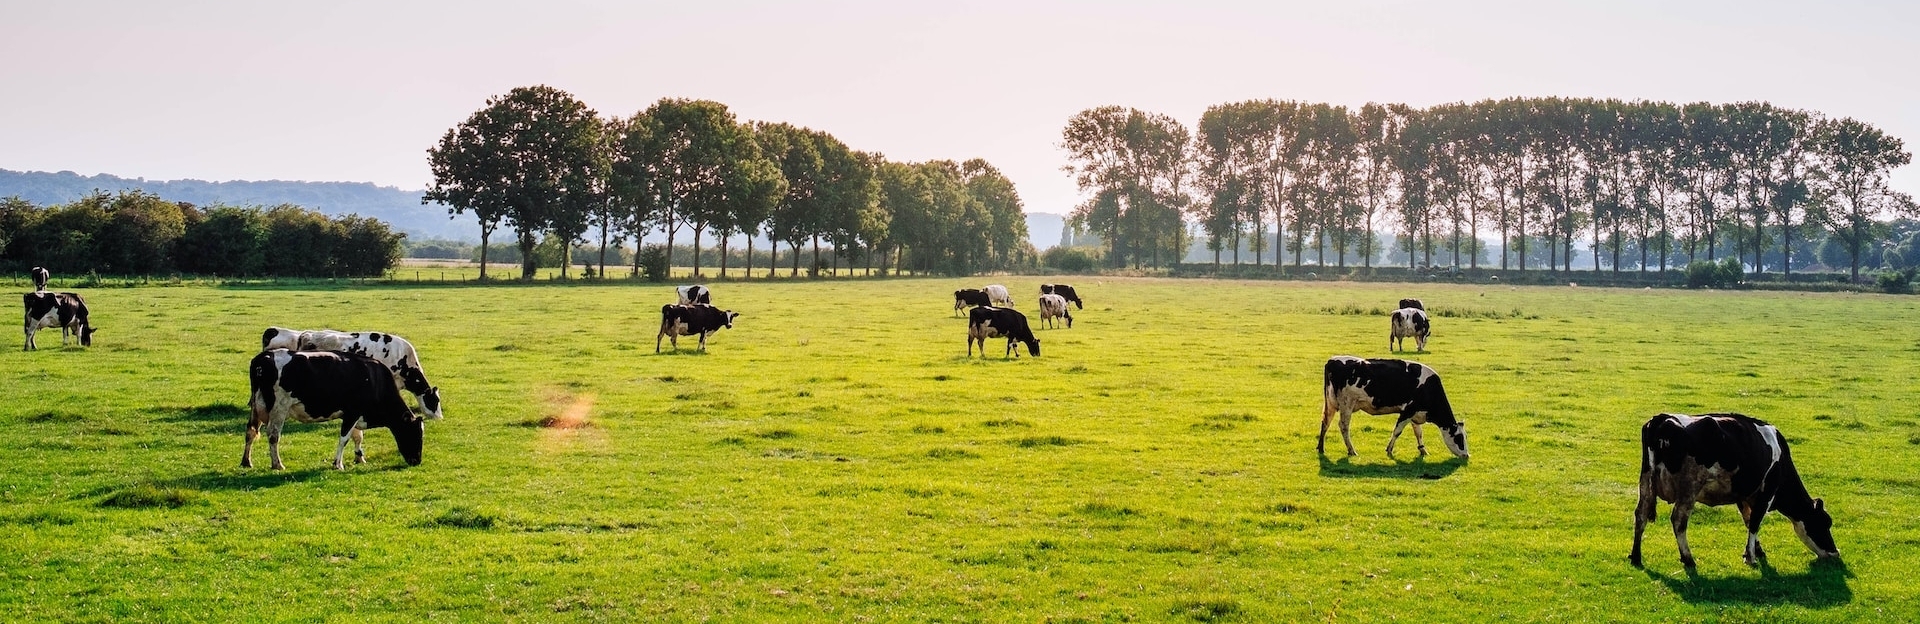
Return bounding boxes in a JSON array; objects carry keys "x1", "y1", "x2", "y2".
[
  {"x1": 1389, "y1": 307, "x2": 1430, "y2": 353},
  {"x1": 1398, "y1": 298, "x2": 1423, "y2": 311},
  {"x1": 1041, "y1": 284, "x2": 1084, "y2": 310},
  {"x1": 1631, "y1": 413, "x2": 1840, "y2": 569},
  {"x1": 1038, "y1": 293, "x2": 1072, "y2": 329},
  {"x1": 983, "y1": 284, "x2": 1014, "y2": 307},
  {"x1": 23, "y1": 292, "x2": 95, "y2": 351},
  {"x1": 967, "y1": 306, "x2": 1040, "y2": 358},
  {"x1": 261, "y1": 327, "x2": 443, "y2": 420},
  {"x1": 31, "y1": 267, "x2": 50, "y2": 292},
  {"x1": 676, "y1": 284, "x2": 711, "y2": 306},
  {"x1": 954, "y1": 288, "x2": 991, "y2": 315},
  {"x1": 1320, "y1": 356, "x2": 1467, "y2": 458},
  {"x1": 658, "y1": 304, "x2": 739, "y2": 352},
  {"x1": 246, "y1": 349, "x2": 424, "y2": 470}
]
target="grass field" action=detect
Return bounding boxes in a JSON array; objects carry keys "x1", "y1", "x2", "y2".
[{"x1": 3, "y1": 277, "x2": 1918, "y2": 622}]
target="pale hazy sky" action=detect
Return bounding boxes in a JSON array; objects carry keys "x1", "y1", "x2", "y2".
[{"x1": 3, "y1": 0, "x2": 1916, "y2": 217}]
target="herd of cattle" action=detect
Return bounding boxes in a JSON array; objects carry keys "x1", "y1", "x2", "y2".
[{"x1": 17, "y1": 266, "x2": 1841, "y2": 570}]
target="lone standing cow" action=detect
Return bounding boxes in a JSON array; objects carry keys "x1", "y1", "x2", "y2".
[
  {"x1": 1320, "y1": 356, "x2": 1467, "y2": 459},
  {"x1": 1631, "y1": 413, "x2": 1839, "y2": 569}
]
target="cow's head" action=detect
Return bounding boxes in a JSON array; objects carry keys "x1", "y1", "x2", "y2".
[
  {"x1": 1793, "y1": 498, "x2": 1840, "y2": 559},
  {"x1": 1023, "y1": 337, "x2": 1040, "y2": 357},
  {"x1": 81, "y1": 325, "x2": 97, "y2": 346},
  {"x1": 398, "y1": 368, "x2": 444, "y2": 420},
  {"x1": 389, "y1": 417, "x2": 425, "y2": 467},
  {"x1": 954, "y1": 291, "x2": 968, "y2": 310},
  {"x1": 1438, "y1": 420, "x2": 1468, "y2": 458},
  {"x1": 724, "y1": 310, "x2": 740, "y2": 329}
]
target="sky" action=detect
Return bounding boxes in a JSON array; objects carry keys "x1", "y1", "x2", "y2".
[{"x1": 3, "y1": 0, "x2": 1916, "y2": 219}]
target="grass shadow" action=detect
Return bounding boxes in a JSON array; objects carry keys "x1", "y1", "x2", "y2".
[
  {"x1": 156, "y1": 468, "x2": 332, "y2": 492},
  {"x1": 147, "y1": 403, "x2": 250, "y2": 434},
  {"x1": 1317, "y1": 453, "x2": 1465, "y2": 480},
  {"x1": 1646, "y1": 557, "x2": 1852, "y2": 607}
]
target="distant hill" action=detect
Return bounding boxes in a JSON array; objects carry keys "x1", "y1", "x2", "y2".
[
  {"x1": 0, "y1": 169, "x2": 476, "y2": 241},
  {"x1": 3, "y1": 168, "x2": 1067, "y2": 249}
]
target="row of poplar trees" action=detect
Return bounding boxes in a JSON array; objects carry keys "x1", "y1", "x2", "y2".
[
  {"x1": 1064, "y1": 98, "x2": 1913, "y2": 281},
  {"x1": 426, "y1": 86, "x2": 1030, "y2": 281}
]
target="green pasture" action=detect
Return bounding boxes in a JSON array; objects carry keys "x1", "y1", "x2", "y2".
[{"x1": 3, "y1": 277, "x2": 1917, "y2": 622}]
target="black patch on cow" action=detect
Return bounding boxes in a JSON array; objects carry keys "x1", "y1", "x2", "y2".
[
  {"x1": 250, "y1": 349, "x2": 424, "y2": 465},
  {"x1": 1633, "y1": 413, "x2": 1838, "y2": 567},
  {"x1": 954, "y1": 289, "x2": 990, "y2": 308},
  {"x1": 658, "y1": 304, "x2": 739, "y2": 352},
  {"x1": 968, "y1": 306, "x2": 1040, "y2": 357},
  {"x1": 261, "y1": 328, "x2": 279, "y2": 351},
  {"x1": 1042, "y1": 284, "x2": 1084, "y2": 309},
  {"x1": 1398, "y1": 298, "x2": 1424, "y2": 311}
]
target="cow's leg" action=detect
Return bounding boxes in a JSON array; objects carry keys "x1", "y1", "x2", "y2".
[
  {"x1": 1739, "y1": 500, "x2": 1767, "y2": 566},
  {"x1": 655, "y1": 331, "x2": 664, "y2": 353},
  {"x1": 266, "y1": 420, "x2": 287, "y2": 471},
  {"x1": 1672, "y1": 497, "x2": 1697, "y2": 568},
  {"x1": 351, "y1": 427, "x2": 366, "y2": 464},
  {"x1": 1412, "y1": 422, "x2": 1428, "y2": 456},
  {"x1": 332, "y1": 419, "x2": 360, "y2": 470},
  {"x1": 23, "y1": 325, "x2": 33, "y2": 351},
  {"x1": 967, "y1": 335, "x2": 975, "y2": 357},
  {"x1": 242, "y1": 408, "x2": 263, "y2": 468},
  {"x1": 1317, "y1": 394, "x2": 1335, "y2": 454},
  {"x1": 1630, "y1": 470, "x2": 1657, "y2": 567},
  {"x1": 1004, "y1": 337, "x2": 1015, "y2": 359},
  {"x1": 1386, "y1": 417, "x2": 1410, "y2": 457},
  {"x1": 1338, "y1": 408, "x2": 1358, "y2": 457},
  {"x1": 699, "y1": 331, "x2": 709, "y2": 351}
]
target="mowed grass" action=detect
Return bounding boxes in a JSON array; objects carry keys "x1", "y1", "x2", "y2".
[{"x1": 3, "y1": 277, "x2": 1918, "y2": 622}]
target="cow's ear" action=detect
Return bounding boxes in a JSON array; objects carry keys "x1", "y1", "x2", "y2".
[{"x1": 1814, "y1": 498, "x2": 1825, "y2": 510}]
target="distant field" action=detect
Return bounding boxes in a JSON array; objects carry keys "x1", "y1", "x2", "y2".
[{"x1": 3, "y1": 277, "x2": 1917, "y2": 621}]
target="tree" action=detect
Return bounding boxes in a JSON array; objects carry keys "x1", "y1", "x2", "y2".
[
  {"x1": 177, "y1": 205, "x2": 267, "y2": 275},
  {"x1": 622, "y1": 99, "x2": 758, "y2": 278},
  {"x1": 1811, "y1": 117, "x2": 1916, "y2": 281},
  {"x1": 1061, "y1": 106, "x2": 1192, "y2": 268},
  {"x1": 426, "y1": 85, "x2": 604, "y2": 281}
]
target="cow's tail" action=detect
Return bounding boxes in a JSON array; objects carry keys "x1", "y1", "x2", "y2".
[{"x1": 1321, "y1": 362, "x2": 1338, "y2": 420}]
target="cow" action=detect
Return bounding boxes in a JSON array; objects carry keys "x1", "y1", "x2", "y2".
[
  {"x1": 1389, "y1": 307, "x2": 1430, "y2": 353},
  {"x1": 1038, "y1": 293, "x2": 1072, "y2": 329},
  {"x1": 1631, "y1": 413, "x2": 1840, "y2": 569},
  {"x1": 658, "y1": 304, "x2": 739, "y2": 352},
  {"x1": 22, "y1": 292, "x2": 95, "y2": 351},
  {"x1": 31, "y1": 267, "x2": 50, "y2": 292},
  {"x1": 1398, "y1": 298, "x2": 1424, "y2": 311},
  {"x1": 967, "y1": 306, "x2": 1040, "y2": 358},
  {"x1": 1319, "y1": 356, "x2": 1467, "y2": 459},
  {"x1": 260, "y1": 327, "x2": 443, "y2": 420},
  {"x1": 1041, "y1": 284, "x2": 1084, "y2": 309},
  {"x1": 953, "y1": 288, "x2": 991, "y2": 316},
  {"x1": 245, "y1": 349, "x2": 424, "y2": 470},
  {"x1": 983, "y1": 284, "x2": 1014, "y2": 307},
  {"x1": 676, "y1": 284, "x2": 711, "y2": 306}
]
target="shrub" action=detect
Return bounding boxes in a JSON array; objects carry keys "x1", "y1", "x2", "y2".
[
  {"x1": 1043, "y1": 246, "x2": 1096, "y2": 272},
  {"x1": 637, "y1": 245, "x2": 669, "y2": 282},
  {"x1": 1876, "y1": 267, "x2": 1916, "y2": 294},
  {"x1": 1684, "y1": 258, "x2": 1744, "y2": 289}
]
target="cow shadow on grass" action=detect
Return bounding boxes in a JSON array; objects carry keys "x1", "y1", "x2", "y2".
[
  {"x1": 147, "y1": 403, "x2": 250, "y2": 435},
  {"x1": 1317, "y1": 454, "x2": 1465, "y2": 480},
  {"x1": 1645, "y1": 557, "x2": 1852, "y2": 608},
  {"x1": 156, "y1": 468, "x2": 334, "y2": 492}
]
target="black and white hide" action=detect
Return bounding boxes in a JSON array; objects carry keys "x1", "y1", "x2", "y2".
[
  {"x1": 954, "y1": 288, "x2": 991, "y2": 315},
  {"x1": 983, "y1": 284, "x2": 1014, "y2": 307},
  {"x1": 1397, "y1": 298, "x2": 1424, "y2": 311},
  {"x1": 1041, "y1": 284, "x2": 1084, "y2": 309},
  {"x1": 246, "y1": 349, "x2": 424, "y2": 470},
  {"x1": 1631, "y1": 413, "x2": 1840, "y2": 569},
  {"x1": 23, "y1": 292, "x2": 94, "y2": 351},
  {"x1": 676, "y1": 284, "x2": 712, "y2": 306},
  {"x1": 1038, "y1": 293, "x2": 1073, "y2": 329},
  {"x1": 967, "y1": 306, "x2": 1040, "y2": 358},
  {"x1": 261, "y1": 327, "x2": 443, "y2": 420},
  {"x1": 657, "y1": 304, "x2": 739, "y2": 352},
  {"x1": 31, "y1": 267, "x2": 50, "y2": 292},
  {"x1": 1389, "y1": 307, "x2": 1430, "y2": 353},
  {"x1": 1319, "y1": 356, "x2": 1467, "y2": 458}
]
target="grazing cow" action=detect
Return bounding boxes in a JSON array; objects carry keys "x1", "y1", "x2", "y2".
[
  {"x1": 290, "y1": 330, "x2": 444, "y2": 420},
  {"x1": 31, "y1": 267, "x2": 50, "y2": 292},
  {"x1": 22, "y1": 292, "x2": 95, "y2": 351},
  {"x1": 658, "y1": 304, "x2": 739, "y2": 352},
  {"x1": 1398, "y1": 298, "x2": 1424, "y2": 311},
  {"x1": 1320, "y1": 356, "x2": 1467, "y2": 458},
  {"x1": 1038, "y1": 293, "x2": 1072, "y2": 329},
  {"x1": 1041, "y1": 284, "x2": 1085, "y2": 310},
  {"x1": 953, "y1": 288, "x2": 991, "y2": 315},
  {"x1": 967, "y1": 306, "x2": 1040, "y2": 358},
  {"x1": 245, "y1": 349, "x2": 424, "y2": 470},
  {"x1": 1631, "y1": 413, "x2": 1839, "y2": 569},
  {"x1": 983, "y1": 284, "x2": 1014, "y2": 307},
  {"x1": 676, "y1": 284, "x2": 711, "y2": 306},
  {"x1": 1389, "y1": 307, "x2": 1430, "y2": 352}
]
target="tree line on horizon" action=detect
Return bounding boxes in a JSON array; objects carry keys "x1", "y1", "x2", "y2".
[
  {"x1": 0, "y1": 190, "x2": 405, "y2": 278},
  {"x1": 425, "y1": 85, "x2": 1032, "y2": 281},
  {"x1": 1063, "y1": 97, "x2": 1914, "y2": 281}
]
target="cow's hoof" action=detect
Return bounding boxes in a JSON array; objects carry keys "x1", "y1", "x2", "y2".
[
  {"x1": 240, "y1": 459, "x2": 252, "y2": 468},
  {"x1": 1628, "y1": 554, "x2": 1642, "y2": 568},
  {"x1": 271, "y1": 463, "x2": 286, "y2": 471},
  {"x1": 1680, "y1": 556, "x2": 1696, "y2": 569}
]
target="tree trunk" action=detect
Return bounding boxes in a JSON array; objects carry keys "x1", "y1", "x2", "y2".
[
  {"x1": 560, "y1": 240, "x2": 571, "y2": 279},
  {"x1": 691, "y1": 227, "x2": 704, "y2": 278},
  {"x1": 719, "y1": 235, "x2": 730, "y2": 277},
  {"x1": 792, "y1": 240, "x2": 802, "y2": 277},
  {"x1": 769, "y1": 239, "x2": 778, "y2": 279},
  {"x1": 518, "y1": 229, "x2": 538, "y2": 281},
  {"x1": 665, "y1": 225, "x2": 679, "y2": 281},
  {"x1": 478, "y1": 225, "x2": 492, "y2": 282},
  {"x1": 811, "y1": 235, "x2": 822, "y2": 277}
]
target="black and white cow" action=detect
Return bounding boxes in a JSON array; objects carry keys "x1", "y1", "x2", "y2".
[
  {"x1": 983, "y1": 284, "x2": 1014, "y2": 307},
  {"x1": 676, "y1": 284, "x2": 711, "y2": 306},
  {"x1": 246, "y1": 349, "x2": 424, "y2": 470},
  {"x1": 1397, "y1": 298, "x2": 1424, "y2": 311},
  {"x1": 954, "y1": 288, "x2": 991, "y2": 315},
  {"x1": 1041, "y1": 283, "x2": 1084, "y2": 309},
  {"x1": 1320, "y1": 356, "x2": 1467, "y2": 458},
  {"x1": 967, "y1": 306, "x2": 1040, "y2": 358},
  {"x1": 261, "y1": 327, "x2": 443, "y2": 420},
  {"x1": 23, "y1": 292, "x2": 95, "y2": 351},
  {"x1": 1631, "y1": 413, "x2": 1840, "y2": 569},
  {"x1": 658, "y1": 304, "x2": 739, "y2": 352},
  {"x1": 1038, "y1": 293, "x2": 1072, "y2": 329},
  {"x1": 1389, "y1": 307, "x2": 1430, "y2": 353},
  {"x1": 31, "y1": 267, "x2": 50, "y2": 292}
]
